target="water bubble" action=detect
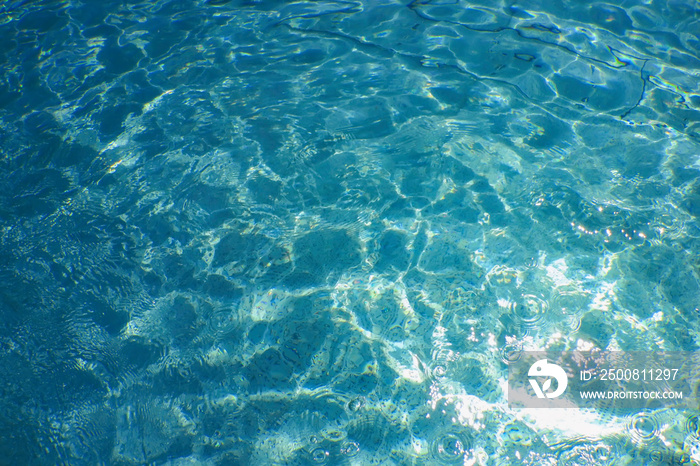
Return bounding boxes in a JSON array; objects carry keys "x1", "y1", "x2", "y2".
[
  {"x1": 500, "y1": 341, "x2": 522, "y2": 364},
  {"x1": 341, "y1": 441, "x2": 360, "y2": 457},
  {"x1": 442, "y1": 435, "x2": 464, "y2": 454},
  {"x1": 310, "y1": 448, "x2": 329, "y2": 463},
  {"x1": 433, "y1": 365, "x2": 447, "y2": 377},
  {"x1": 674, "y1": 451, "x2": 691, "y2": 464},
  {"x1": 347, "y1": 397, "x2": 364, "y2": 412},
  {"x1": 513, "y1": 294, "x2": 547, "y2": 329},
  {"x1": 434, "y1": 435, "x2": 464, "y2": 462},
  {"x1": 430, "y1": 430, "x2": 471, "y2": 465},
  {"x1": 629, "y1": 412, "x2": 659, "y2": 443},
  {"x1": 648, "y1": 449, "x2": 664, "y2": 462}
]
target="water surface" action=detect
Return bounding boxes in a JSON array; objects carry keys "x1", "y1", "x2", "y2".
[{"x1": 1, "y1": 0, "x2": 700, "y2": 464}]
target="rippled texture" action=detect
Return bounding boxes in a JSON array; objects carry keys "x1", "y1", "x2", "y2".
[{"x1": 1, "y1": 0, "x2": 700, "y2": 464}]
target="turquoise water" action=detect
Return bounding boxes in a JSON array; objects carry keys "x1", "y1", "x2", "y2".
[{"x1": 1, "y1": 0, "x2": 700, "y2": 464}]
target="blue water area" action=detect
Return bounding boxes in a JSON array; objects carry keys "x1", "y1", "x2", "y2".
[{"x1": 1, "y1": 0, "x2": 700, "y2": 464}]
